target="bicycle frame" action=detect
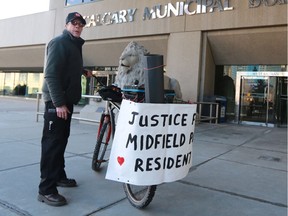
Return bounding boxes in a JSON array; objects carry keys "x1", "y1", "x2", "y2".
[
  {"x1": 107, "y1": 100, "x2": 120, "y2": 138},
  {"x1": 98, "y1": 100, "x2": 120, "y2": 138}
]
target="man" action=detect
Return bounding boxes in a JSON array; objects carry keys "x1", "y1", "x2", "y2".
[{"x1": 38, "y1": 12, "x2": 91, "y2": 206}]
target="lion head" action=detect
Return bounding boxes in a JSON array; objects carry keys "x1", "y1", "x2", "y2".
[{"x1": 115, "y1": 41, "x2": 149, "y2": 88}]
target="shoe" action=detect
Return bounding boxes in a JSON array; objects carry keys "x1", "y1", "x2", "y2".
[
  {"x1": 38, "y1": 193, "x2": 67, "y2": 206},
  {"x1": 57, "y1": 178, "x2": 77, "y2": 187}
]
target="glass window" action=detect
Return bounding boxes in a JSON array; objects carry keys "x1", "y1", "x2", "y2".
[
  {"x1": 66, "y1": 0, "x2": 82, "y2": 6},
  {"x1": 0, "y1": 73, "x2": 5, "y2": 95},
  {"x1": 27, "y1": 73, "x2": 44, "y2": 97},
  {"x1": 0, "y1": 72, "x2": 43, "y2": 98},
  {"x1": 65, "y1": 0, "x2": 99, "y2": 6},
  {"x1": 3, "y1": 73, "x2": 14, "y2": 95}
]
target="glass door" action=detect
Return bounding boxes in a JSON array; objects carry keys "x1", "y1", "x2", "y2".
[
  {"x1": 239, "y1": 76, "x2": 275, "y2": 126},
  {"x1": 276, "y1": 77, "x2": 288, "y2": 127}
]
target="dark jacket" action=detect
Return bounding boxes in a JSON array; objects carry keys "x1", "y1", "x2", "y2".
[{"x1": 42, "y1": 30, "x2": 85, "y2": 107}]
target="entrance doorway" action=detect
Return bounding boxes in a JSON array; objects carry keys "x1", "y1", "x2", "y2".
[
  {"x1": 235, "y1": 71, "x2": 288, "y2": 127},
  {"x1": 276, "y1": 77, "x2": 288, "y2": 127},
  {"x1": 239, "y1": 76, "x2": 274, "y2": 126}
]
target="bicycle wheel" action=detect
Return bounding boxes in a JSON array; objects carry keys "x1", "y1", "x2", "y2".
[
  {"x1": 123, "y1": 183, "x2": 157, "y2": 208},
  {"x1": 92, "y1": 120, "x2": 112, "y2": 171}
]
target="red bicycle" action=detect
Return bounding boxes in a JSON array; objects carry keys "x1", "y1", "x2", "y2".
[{"x1": 91, "y1": 83, "x2": 158, "y2": 208}]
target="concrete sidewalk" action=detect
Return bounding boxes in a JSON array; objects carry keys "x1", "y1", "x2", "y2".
[{"x1": 0, "y1": 96, "x2": 287, "y2": 216}]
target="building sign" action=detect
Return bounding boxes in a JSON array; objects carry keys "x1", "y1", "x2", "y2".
[
  {"x1": 142, "y1": 0, "x2": 234, "y2": 20},
  {"x1": 84, "y1": 0, "x2": 287, "y2": 28}
]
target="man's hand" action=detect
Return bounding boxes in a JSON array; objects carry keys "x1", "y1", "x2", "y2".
[
  {"x1": 83, "y1": 69, "x2": 93, "y2": 78},
  {"x1": 56, "y1": 105, "x2": 71, "y2": 120}
]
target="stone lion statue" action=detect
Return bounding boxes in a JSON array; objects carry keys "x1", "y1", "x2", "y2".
[{"x1": 115, "y1": 41, "x2": 182, "y2": 99}]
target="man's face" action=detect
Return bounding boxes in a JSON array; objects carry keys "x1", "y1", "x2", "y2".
[{"x1": 66, "y1": 19, "x2": 85, "y2": 38}]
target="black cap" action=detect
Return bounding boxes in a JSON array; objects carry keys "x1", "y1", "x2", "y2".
[{"x1": 66, "y1": 12, "x2": 86, "y2": 25}]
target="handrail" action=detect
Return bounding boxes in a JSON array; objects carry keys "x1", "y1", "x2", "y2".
[
  {"x1": 36, "y1": 92, "x2": 102, "y2": 123},
  {"x1": 36, "y1": 92, "x2": 220, "y2": 124},
  {"x1": 193, "y1": 102, "x2": 219, "y2": 124}
]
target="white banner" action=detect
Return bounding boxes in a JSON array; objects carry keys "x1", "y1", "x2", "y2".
[{"x1": 106, "y1": 100, "x2": 197, "y2": 185}]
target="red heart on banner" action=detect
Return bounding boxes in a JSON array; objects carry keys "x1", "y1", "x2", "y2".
[{"x1": 117, "y1": 156, "x2": 125, "y2": 166}]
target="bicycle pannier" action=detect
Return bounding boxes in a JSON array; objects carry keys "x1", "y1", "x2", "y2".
[{"x1": 98, "y1": 85, "x2": 122, "y2": 102}]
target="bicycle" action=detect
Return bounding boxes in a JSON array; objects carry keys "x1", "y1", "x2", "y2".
[{"x1": 91, "y1": 81, "x2": 160, "y2": 208}]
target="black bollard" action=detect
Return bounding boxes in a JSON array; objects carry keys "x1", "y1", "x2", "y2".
[{"x1": 143, "y1": 54, "x2": 164, "y2": 103}]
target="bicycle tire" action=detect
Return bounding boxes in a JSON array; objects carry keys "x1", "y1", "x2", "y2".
[
  {"x1": 123, "y1": 183, "x2": 157, "y2": 208},
  {"x1": 92, "y1": 120, "x2": 112, "y2": 171}
]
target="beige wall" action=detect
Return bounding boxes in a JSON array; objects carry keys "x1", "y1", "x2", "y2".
[
  {"x1": 0, "y1": 11, "x2": 56, "y2": 69},
  {"x1": 167, "y1": 31, "x2": 202, "y2": 101},
  {"x1": 1, "y1": 1, "x2": 286, "y2": 46},
  {"x1": 64, "y1": 0, "x2": 287, "y2": 40},
  {"x1": 0, "y1": 11, "x2": 55, "y2": 47},
  {"x1": 186, "y1": 0, "x2": 287, "y2": 31},
  {"x1": 0, "y1": 0, "x2": 287, "y2": 101},
  {"x1": 201, "y1": 33, "x2": 216, "y2": 99},
  {"x1": 83, "y1": 35, "x2": 169, "y2": 67},
  {"x1": 66, "y1": 0, "x2": 186, "y2": 40}
]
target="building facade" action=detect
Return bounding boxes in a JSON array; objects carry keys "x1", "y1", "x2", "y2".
[{"x1": 0, "y1": 0, "x2": 287, "y2": 127}]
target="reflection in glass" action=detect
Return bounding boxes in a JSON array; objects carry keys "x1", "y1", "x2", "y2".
[
  {"x1": 66, "y1": 0, "x2": 83, "y2": 6},
  {"x1": 239, "y1": 77, "x2": 276, "y2": 125},
  {"x1": 0, "y1": 72, "x2": 43, "y2": 98},
  {"x1": 65, "y1": 0, "x2": 97, "y2": 6}
]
